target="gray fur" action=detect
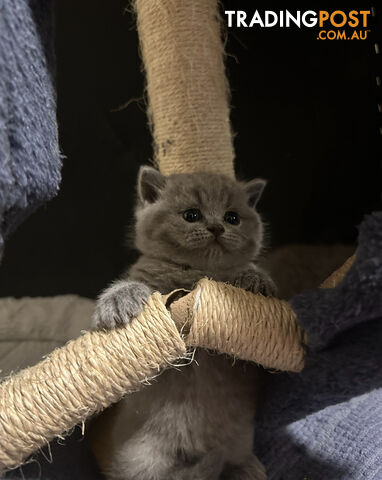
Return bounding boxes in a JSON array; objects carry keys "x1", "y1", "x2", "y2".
[
  {"x1": 93, "y1": 167, "x2": 274, "y2": 479},
  {"x1": 92, "y1": 280, "x2": 152, "y2": 329},
  {"x1": 234, "y1": 267, "x2": 276, "y2": 297}
]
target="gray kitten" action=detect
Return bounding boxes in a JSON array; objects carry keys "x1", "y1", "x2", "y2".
[{"x1": 92, "y1": 167, "x2": 276, "y2": 480}]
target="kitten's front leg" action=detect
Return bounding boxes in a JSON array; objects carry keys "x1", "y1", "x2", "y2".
[
  {"x1": 233, "y1": 266, "x2": 277, "y2": 297},
  {"x1": 92, "y1": 279, "x2": 152, "y2": 329}
]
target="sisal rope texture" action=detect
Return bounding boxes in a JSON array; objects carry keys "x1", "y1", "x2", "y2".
[
  {"x1": 134, "y1": 0, "x2": 235, "y2": 177},
  {"x1": 0, "y1": 258, "x2": 355, "y2": 472}
]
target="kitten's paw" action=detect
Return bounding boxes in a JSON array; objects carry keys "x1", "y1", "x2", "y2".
[
  {"x1": 234, "y1": 271, "x2": 277, "y2": 297},
  {"x1": 92, "y1": 280, "x2": 152, "y2": 330}
]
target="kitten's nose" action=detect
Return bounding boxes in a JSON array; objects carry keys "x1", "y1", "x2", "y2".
[{"x1": 207, "y1": 224, "x2": 225, "y2": 237}]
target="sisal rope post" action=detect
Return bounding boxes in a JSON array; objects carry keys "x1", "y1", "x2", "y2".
[
  {"x1": 134, "y1": 0, "x2": 234, "y2": 177},
  {"x1": 170, "y1": 280, "x2": 306, "y2": 372},
  {"x1": 0, "y1": 255, "x2": 354, "y2": 472},
  {"x1": 0, "y1": 288, "x2": 303, "y2": 472},
  {"x1": 0, "y1": 294, "x2": 186, "y2": 472},
  {"x1": 320, "y1": 254, "x2": 355, "y2": 289}
]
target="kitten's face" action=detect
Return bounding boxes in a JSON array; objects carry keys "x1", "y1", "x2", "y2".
[{"x1": 134, "y1": 168, "x2": 265, "y2": 270}]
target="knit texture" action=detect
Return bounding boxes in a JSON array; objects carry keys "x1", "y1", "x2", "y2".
[
  {"x1": 256, "y1": 212, "x2": 382, "y2": 479},
  {"x1": 0, "y1": 0, "x2": 61, "y2": 258}
]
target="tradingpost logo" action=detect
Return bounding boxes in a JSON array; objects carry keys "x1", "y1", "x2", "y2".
[{"x1": 224, "y1": 10, "x2": 372, "y2": 40}]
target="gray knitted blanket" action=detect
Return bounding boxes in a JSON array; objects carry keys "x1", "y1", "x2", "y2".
[
  {"x1": 0, "y1": 0, "x2": 61, "y2": 258},
  {"x1": 257, "y1": 212, "x2": 382, "y2": 479}
]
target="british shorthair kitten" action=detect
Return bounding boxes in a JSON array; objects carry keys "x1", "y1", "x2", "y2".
[{"x1": 92, "y1": 166, "x2": 276, "y2": 480}]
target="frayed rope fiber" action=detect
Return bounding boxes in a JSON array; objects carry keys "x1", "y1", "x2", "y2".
[{"x1": 134, "y1": 0, "x2": 235, "y2": 177}]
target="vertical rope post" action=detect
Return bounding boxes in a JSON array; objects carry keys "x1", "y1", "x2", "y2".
[{"x1": 135, "y1": 0, "x2": 235, "y2": 177}]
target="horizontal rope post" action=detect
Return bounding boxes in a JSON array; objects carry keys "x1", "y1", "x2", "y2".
[
  {"x1": 0, "y1": 256, "x2": 353, "y2": 473},
  {"x1": 169, "y1": 280, "x2": 306, "y2": 372},
  {"x1": 0, "y1": 293, "x2": 186, "y2": 473}
]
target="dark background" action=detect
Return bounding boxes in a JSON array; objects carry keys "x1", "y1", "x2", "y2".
[{"x1": 0, "y1": 2, "x2": 381, "y2": 298}]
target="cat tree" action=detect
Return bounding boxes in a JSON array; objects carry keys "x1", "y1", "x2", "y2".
[{"x1": 0, "y1": 0, "x2": 353, "y2": 473}]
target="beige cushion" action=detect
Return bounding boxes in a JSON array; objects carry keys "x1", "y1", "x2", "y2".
[{"x1": 0, "y1": 295, "x2": 94, "y2": 378}]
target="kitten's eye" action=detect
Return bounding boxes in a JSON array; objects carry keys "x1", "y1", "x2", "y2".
[
  {"x1": 224, "y1": 211, "x2": 240, "y2": 225},
  {"x1": 183, "y1": 208, "x2": 202, "y2": 222}
]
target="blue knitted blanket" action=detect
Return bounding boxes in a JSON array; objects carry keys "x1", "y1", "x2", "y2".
[
  {"x1": 256, "y1": 212, "x2": 382, "y2": 479},
  {"x1": 0, "y1": 0, "x2": 61, "y2": 258}
]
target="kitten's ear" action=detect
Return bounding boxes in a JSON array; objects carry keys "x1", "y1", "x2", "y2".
[
  {"x1": 138, "y1": 166, "x2": 166, "y2": 204},
  {"x1": 244, "y1": 178, "x2": 267, "y2": 208}
]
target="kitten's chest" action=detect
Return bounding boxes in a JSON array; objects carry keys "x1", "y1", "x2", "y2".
[
  {"x1": 130, "y1": 258, "x2": 237, "y2": 293},
  {"x1": 157, "y1": 265, "x2": 203, "y2": 292}
]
